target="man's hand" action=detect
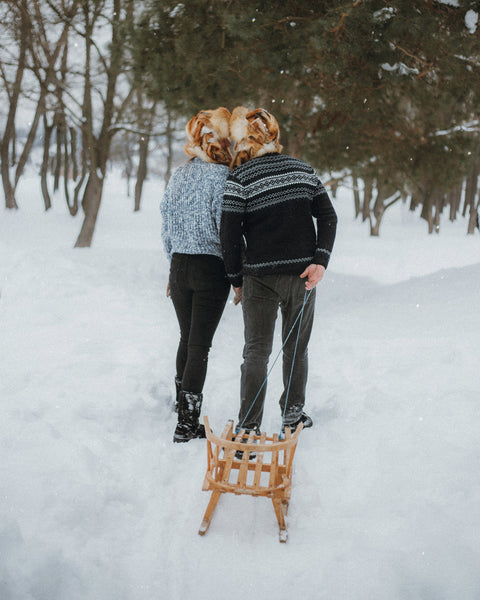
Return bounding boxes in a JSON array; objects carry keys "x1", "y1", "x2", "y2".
[
  {"x1": 300, "y1": 264, "x2": 325, "y2": 290},
  {"x1": 166, "y1": 282, "x2": 171, "y2": 297},
  {"x1": 233, "y1": 286, "x2": 242, "y2": 305}
]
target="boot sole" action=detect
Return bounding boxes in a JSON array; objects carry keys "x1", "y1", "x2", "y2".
[{"x1": 173, "y1": 425, "x2": 206, "y2": 443}]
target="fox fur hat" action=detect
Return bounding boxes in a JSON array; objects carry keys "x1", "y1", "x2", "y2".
[
  {"x1": 184, "y1": 107, "x2": 232, "y2": 166},
  {"x1": 229, "y1": 106, "x2": 283, "y2": 168}
]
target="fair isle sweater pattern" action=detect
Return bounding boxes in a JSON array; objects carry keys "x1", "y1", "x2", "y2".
[
  {"x1": 160, "y1": 158, "x2": 229, "y2": 262},
  {"x1": 220, "y1": 153, "x2": 337, "y2": 287}
]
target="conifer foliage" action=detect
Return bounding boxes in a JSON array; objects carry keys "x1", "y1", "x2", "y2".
[{"x1": 132, "y1": 0, "x2": 480, "y2": 235}]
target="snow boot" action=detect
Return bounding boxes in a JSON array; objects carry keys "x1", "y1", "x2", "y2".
[
  {"x1": 173, "y1": 391, "x2": 206, "y2": 443},
  {"x1": 174, "y1": 376, "x2": 182, "y2": 413},
  {"x1": 234, "y1": 425, "x2": 260, "y2": 460},
  {"x1": 281, "y1": 412, "x2": 313, "y2": 434}
]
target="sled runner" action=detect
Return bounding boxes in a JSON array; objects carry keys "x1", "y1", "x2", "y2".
[{"x1": 198, "y1": 416, "x2": 303, "y2": 542}]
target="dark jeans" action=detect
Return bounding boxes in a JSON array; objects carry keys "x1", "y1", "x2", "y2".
[
  {"x1": 239, "y1": 274, "x2": 316, "y2": 430},
  {"x1": 169, "y1": 254, "x2": 230, "y2": 393}
]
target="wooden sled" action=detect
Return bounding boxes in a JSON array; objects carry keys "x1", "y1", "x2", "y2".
[{"x1": 199, "y1": 416, "x2": 303, "y2": 542}]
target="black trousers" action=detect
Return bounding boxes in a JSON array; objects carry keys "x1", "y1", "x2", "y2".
[
  {"x1": 169, "y1": 253, "x2": 230, "y2": 393},
  {"x1": 239, "y1": 274, "x2": 316, "y2": 430}
]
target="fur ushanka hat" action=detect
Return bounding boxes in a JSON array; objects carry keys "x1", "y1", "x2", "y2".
[
  {"x1": 184, "y1": 107, "x2": 232, "y2": 166},
  {"x1": 229, "y1": 106, "x2": 283, "y2": 168}
]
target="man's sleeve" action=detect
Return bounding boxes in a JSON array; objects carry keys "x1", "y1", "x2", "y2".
[
  {"x1": 311, "y1": 177, "x2": 338, "y2": 268},
  {"x1": 220, "y1": 173, "x2": 246, "y2": 287}
]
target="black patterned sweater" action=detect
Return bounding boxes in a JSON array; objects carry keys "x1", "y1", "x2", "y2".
[{"x1": 220, "y1": 153, "x2": 338, "y2": 287}]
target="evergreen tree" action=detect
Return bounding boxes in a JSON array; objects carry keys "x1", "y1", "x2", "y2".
[{"x1": 131, "y1": 0, "x2": 480, "y2": 233}]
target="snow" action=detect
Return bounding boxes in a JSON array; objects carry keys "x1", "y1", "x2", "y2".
[
  {"x1": 465, "y1": 10, "x2": 478, "y2": 34},
  {"x1": 1, "y1": 170, "x2": 480, "y2": 600},
  {"x1": 381, "y1": 62, "x2": 420, "y2": 76}
]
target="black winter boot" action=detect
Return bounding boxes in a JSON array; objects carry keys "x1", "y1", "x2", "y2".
[
  {"x1": 281, "y1": 412, "x2": 313, "y2": 434},
  {"x1": 173, "y1": 391, "x2": 207, "y2": 443},
  {"x1": 174, "y1": 377, "x2": 182, "y2": 413},
  {"x1": 234, "y1": 425, "x2": 260, "y2": 460}
]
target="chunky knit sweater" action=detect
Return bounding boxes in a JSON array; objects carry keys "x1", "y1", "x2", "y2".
[
  {"x1": 160, "y1": 158, "x2": 229, "y2": 262},
  {"x1": 220, "y1": 153, "x2": 337, "y2": 287}
]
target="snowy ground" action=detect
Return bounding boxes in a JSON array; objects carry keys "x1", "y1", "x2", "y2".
[{"x1": 1, "y1": 171, "x2": 480, "y2": 600}]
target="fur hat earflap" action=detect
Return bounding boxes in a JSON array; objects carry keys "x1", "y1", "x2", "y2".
[
  {"x1": 229, "y1": 106, "x2": 283, "y2": 168},
  {"x1": 184, "y1": 107, "x2": 232, "y2": 165}
]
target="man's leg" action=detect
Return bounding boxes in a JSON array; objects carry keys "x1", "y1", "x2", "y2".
[
  {"x1": 239, "y1": 275, "x2": 279, "y2": 430},
  {"x1": 278, "y1": 277, "x2": 316, "y2": 424}
]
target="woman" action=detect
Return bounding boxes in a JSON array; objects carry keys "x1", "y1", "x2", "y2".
[{"x1": 160, "y1": 107, "x2": 232, "y2": 443}]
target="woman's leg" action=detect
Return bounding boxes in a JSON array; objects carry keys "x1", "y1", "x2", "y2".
[
  {"x1": 181, "y1": 255, "x2": 230, "y2": 393},
  {"x1": 170, "y1": 255, "x2": 229, "y2": 443},
  {"x1": 169, "y1": 254, "x2": 192, "y2": 383}
]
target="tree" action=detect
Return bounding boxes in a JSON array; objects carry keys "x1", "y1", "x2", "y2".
[
  {"x1": 0, "y1": 0, "x2": 28, "y2": 209},
  {"x1": 0, "y1": 1, "x2": 80, "y2": 211},
  {"x1": 132, "y1": 0, "x2": 480, "y2": 235},
  {"x1": 74, "y1": 0, "x2": 135, "y2": 247},
  {"x1": 132, "y1": 89, "x2": 157, "y2": 212},
  {"x1": 27, "y1": 0, "x2": 80, "y2": 212}
]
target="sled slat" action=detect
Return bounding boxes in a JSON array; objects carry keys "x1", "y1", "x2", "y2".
[{"x1": 253, "y1": 432, "x2": 267, "y2": 491}]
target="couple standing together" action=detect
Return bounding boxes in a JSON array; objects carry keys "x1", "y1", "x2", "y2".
[{"x1": 160, "y1": 106, "x2": 337, "y2": 443}]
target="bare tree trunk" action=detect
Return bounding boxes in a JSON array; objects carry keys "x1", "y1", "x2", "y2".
[
  {"x1": 369, "y1": 187, "x2": 401, "y2": 236},
  {"x1": 14, "y1": 92, "x2": 45, "y2": 189},
  {"x1": 362, "y1": 177, "x2": 373, "y2": 222},
  {"x1": 134, "y1": 134, "x2": 148, "y2": 211},
  {"x1": 352, "y1": 174, "x2": 360, "y2": 218},
  {"x1": 75, "y1": 2, "x2": 100, "y2": 247},
  {"x1": 467, "y1": 202, "x2": 478, "y2": 235},
  {"x1": 70, "y1": 127, "x2": 78, "y2": 181},
  {"x1": 63, "y1": 125, "x2": 77, "y2": 214},
  {"x1": 448, "y1": 183, "x2": 463, "y2": 221},
  {"x1": 75, "y1": 0, "x2": 122, "y2": 247},
  {"x1": 72, "y1": 171, "x2": 86, "y2": 216},
  {"x1": 369, "y1": 187, "x2": 385, "y2": 236},
  {"x1": 433, "y1": 194, "x2": 443, "y2": 233},
  {"x1": 1, "y1": 0, "x2": 28, "y2": 209},
  {"x1": 465, "y1": 155, "x2": 479, "y2": 234},
  {"x1": 421, "y1": 193, "x2": 434, "y2": 233},
  {"x1": 75, "y1": 172, "x2": 104, "y2": 247},
  {"x1": 41, "y1": 115, "x2": 53, "y2": 211},
  {"x1": 2, "y1": 143, "x2": 17, "y2": 208},
  {"x1": 369, "y1": 215, "x2": 381, "y2": 236},
  {"x1": 164, "y1": 111, "x2": 175, "y2": 186},
  {"x1": 54, "y1": 119, "x2": 63, "y2": 192},
  {"x1": 133, "y1": 91, "x2": 156, "y2": 211}
]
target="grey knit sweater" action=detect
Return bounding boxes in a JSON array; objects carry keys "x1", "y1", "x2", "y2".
[{"x1": 160, "y1": 158, "x2": 229, "y2": 262}]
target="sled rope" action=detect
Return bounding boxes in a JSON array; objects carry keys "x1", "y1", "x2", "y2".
[
  {"x1": 238, "y1": 288, "x2": 313, "y2": 433},
  {"x1": 280, "y1": 288, "x2": 310, "y2": 431}
]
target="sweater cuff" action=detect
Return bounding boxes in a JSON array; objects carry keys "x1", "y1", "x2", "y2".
[
  {"x1": 313, "y1": 248, "x2": 332, "y2": 268},
  {"x1": 227, "y1": 271, "x2": 243, "y2": 287}
]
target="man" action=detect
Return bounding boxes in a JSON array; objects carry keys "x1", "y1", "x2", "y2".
[{"x1": 220, "y1": 106, "x2": 337, "y2": 434}]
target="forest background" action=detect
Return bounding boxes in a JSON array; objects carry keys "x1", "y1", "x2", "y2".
[{"x1": 1, "y1": 0, "x2": 479, "y2": 247}]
